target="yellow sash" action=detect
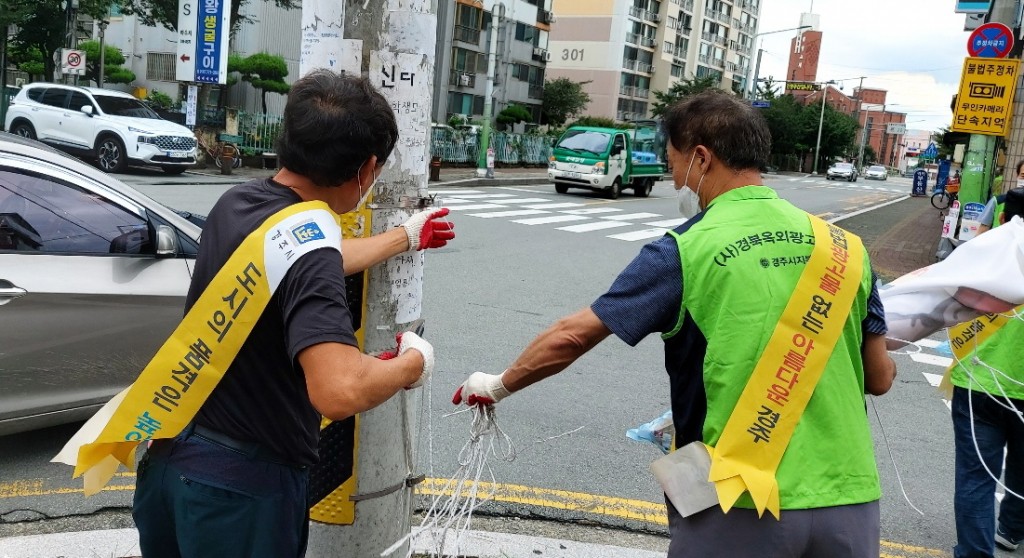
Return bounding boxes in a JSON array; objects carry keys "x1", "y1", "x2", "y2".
[
  {"x1": 53, "y1": 201, "x2": 342, "y2": 495},
  {"x1": 706, "y1": 216, "x2": 864, "y2": 519},
  {"x1": 938, "y1": 307, "x2": 1021, "y2": 397}
]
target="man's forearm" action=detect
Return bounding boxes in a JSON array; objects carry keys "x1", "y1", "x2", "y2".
[
  {"x1": 502, "y1": 308, "x2": 612, "y2": 393},
  {"x1": 342, "y1": 228, "x2": 409, "y2": 276}
]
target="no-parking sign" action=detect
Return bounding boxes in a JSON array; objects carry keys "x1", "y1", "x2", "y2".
[
  {"x1": 967, "y1": 23, "x2": 1013, "y2": 58},
  {"x1": 61, "y1": 49, "x2": 86, "y2": 76}
]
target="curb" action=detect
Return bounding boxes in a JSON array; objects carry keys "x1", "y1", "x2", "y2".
[{"x1": 829, "y1": 195, "x2": 911, "y2": 224}]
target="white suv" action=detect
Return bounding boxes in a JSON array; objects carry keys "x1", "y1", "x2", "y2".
[{"x1": 4, "y1": 83, "x2": 197, "y2": 174}]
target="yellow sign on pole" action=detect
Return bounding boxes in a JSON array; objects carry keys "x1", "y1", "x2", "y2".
[{"x1": 951, "y1": 57, "x2": 1020, "y2": 136}]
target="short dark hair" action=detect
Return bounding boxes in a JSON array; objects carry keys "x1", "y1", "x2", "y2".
[
  {"x1": 1015, "y1": 159, "x2": 1024, "y2": 176},
  {"x1": 661, "y1": 90, "x2": 771, "y2": 171},
  {"x1": 276, "y1": 71, "x2": 398, "y2": 187},
  {"x1": 1003, "y1": 187, "x2": 1024, "y2": 221}
]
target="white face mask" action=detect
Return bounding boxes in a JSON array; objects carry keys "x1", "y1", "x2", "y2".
[
  {"x1": 1017, "y1": 178, "x2": 1024, "y2": 190},
  {"x1": 677, "y1": 151, "x2": 705, "y2": 218},
  {"x1": 357, "y1": 164, "x2": 379, "y2": 207}
]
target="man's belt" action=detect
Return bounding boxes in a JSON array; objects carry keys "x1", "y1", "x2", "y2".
[{"x1": 187, "y1": 423, "x2": 305, "y2": 469}]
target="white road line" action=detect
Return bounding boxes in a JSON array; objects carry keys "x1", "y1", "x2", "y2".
[
  {"x1": 445, "y1": 193, "x2": 519, "y2": 199},
  {"x1": 645, "y1": 218, "x2": 687, "y2": 228},
  {"x1": 557, "y1": 221, "x2": 635, "y2": 233},
  {"x1": 512, "y1": 215, "x2": 590, "y2": 225},
  {"x1": 498, "y1": 187, "x2": 547, "y2": 193},
  {"x1": 911, "y1": 353, "x2": 954, "y2": 367},
  {"x1": 922, "y1": 372, "x2": 945, "y2": 387},
  {"x1": 430, "y1": 189, "x2": 484, "y2": 195},
  {"x1": 561, "y1": 207, "x2": 623, "y2": 215},
  {"x1": 503, "y1": 198, "x2": 557, "y2": 204},
  {"x1": 445, "y1": 203, "x2": 508, "y2": 211},
  {"x1": 607, "y1": 228, "x2": 670, "y2": 241},
  {"x1": 468, "y1": 209, "x2": 550, "y2": 218},
  {"x1": 801, "y1": 179, "x2": 817, "y2": 183},
  {"x1": 915, "y1": 339, "x2": 943, "y2": 349},
  {"x1": 601, "y1": 212, "x2": 664, "y2": 221},
  {"x1": 525, "y1": 202, "x2": 587, "y2": 209},
  {"x1": 788, "y1": 178, "x2": 801, "y2": 182}
]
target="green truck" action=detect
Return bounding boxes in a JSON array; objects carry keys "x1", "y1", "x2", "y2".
[{"x1": 547, "y1": 121, "x2": 666, "y2": 199}]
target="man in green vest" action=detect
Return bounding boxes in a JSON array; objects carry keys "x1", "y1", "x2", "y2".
[
  {"x1": 950, "y1": 187, "x2": 1024, "y2": 558},
  {"x1": 978, "y1": 160, "x2": 1024, "y2": 234},
  {"x1": 453, "y1": 90, "x2": 896, "y2": 557}
]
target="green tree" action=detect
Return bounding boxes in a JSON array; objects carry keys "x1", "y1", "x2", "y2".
[
  {"x1": 568, "y1": 116, "x2": 617, "y2": 128},
  {"x1": 757, "y1": 77, "x2": 781, "y2": 101},
  {"x1": 7, "y1": 0, "x2": 109, "y2": 82},
  {"x1": 77, "y1": 40, "x2": 136, "y2": 86},
  {"x1": 541, "y1": 77, "x2": 591, "y2": 127},
  {"x1": 234, "y1": 52, "x2": 289, "y2": 113},
  {"x1": 496, "y1": 104, "x2": 532, "y2": 130},
  {"x1": 650, "y1": 75, "x2": 722, "y2": 117},
  {"x1": 117, "y1": 0, "x2": 300, "y2": 35}
]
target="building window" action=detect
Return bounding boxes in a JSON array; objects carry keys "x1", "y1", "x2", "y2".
[
  {"x1": 515, "y1": 22, "x2": 539, "y2": 45},
  {"x1": 671, "y1": 64, "x2": 684, "y2": 77},
  {"x1": 448, "y1": 92, "x2": 485, "y2": 116},
  {"x1": 146, "y1": 52, "x2": 176, "y2": 82},
  {"x1": 452, "y1": 47, "x2": 486, "y2": 74},
  {"x1": 108, "y1": 2, "x2": 122, "y2": 17}
]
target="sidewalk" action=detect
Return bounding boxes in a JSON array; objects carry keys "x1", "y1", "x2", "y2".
[
  {"x1": 834, "y1": 194, "x2": 941, "y2": 282},
  {"x1": 186, "y1": 164, "x2": 551, "y2": 188}
]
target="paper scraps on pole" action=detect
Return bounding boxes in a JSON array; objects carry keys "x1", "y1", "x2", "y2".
[
  {"x1": 381, "y1": 405, "x2": 515, "y2": 558},
  {"x1": 880, "y1": 216, "x2": 1024, "y2": 349}
]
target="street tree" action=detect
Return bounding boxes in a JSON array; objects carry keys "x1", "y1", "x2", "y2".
[
  {"x1": 496, "y1": 104, "x2": 532, "y2": 130},
  {"x1": 757, "y1": 77, "x2": 781, "y2": 100},
  {"x1": 7, "y1": 0, "x2": 109, "y2": 82},
  {"x1": 651, "y1": 75, "x2": 722, "y2": 116},
  {"x1": 117, "y1": 0, "x2": 300, "y2": 34},
  {"x1": 77, "y1": 40, "x2": 136, "y2": 86},
  {"x1": 541, "y1": 77, "x2": 591, "y2": 127},
  {"x1": 234, "y1": 52, "x2": 290, "y2": 113}
]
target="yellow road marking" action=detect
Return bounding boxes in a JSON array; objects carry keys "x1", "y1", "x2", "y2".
[{"x1": 1, "y1": 476, "x2": 950, "y2": 556}]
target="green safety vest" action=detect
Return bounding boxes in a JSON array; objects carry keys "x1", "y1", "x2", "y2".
[
  {"x1": 664, "y1": 186, "x2": 881, "y2": 509},
  {"x1": 950, "y1": 316, "x2": 1024, "y2": 400}
]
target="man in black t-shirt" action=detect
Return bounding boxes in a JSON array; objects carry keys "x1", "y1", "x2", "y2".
[{"x1": 132, "y1": 71, "x2": 453, "y2": 558}]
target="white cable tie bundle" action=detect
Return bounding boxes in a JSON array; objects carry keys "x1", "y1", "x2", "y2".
[{"x1": 382, "y1": 404, "x2": 515, "y2": 558}]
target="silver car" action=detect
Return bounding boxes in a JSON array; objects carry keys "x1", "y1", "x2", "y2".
[
  {"x1": 0, "y1": 132, "x2": 201, "y2": 436},
  {"x1": 864, "y1": 165, "x2": 888, "y2": 180},
  {"x1": 826, "y1": 162, "x2": 858, "y2": 182}
]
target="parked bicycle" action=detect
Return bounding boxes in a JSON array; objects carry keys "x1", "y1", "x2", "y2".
[
  {"x1": 931, "y1": 178, "x2": 960, "y2": 212},
  {"x1": 195, "y1": 132, "x2": 242, "y2": 169}
]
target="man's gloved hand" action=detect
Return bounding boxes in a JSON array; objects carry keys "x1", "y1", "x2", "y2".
[
  {"x1": 452, "y1": 371, "x2": 511, "y2": 406},
  {"x1": 398, "y1": 331, "x2": 434, "y2": 389},
  {"x1": 401, "y1": 208, "x2": 455, "y2": 251}
]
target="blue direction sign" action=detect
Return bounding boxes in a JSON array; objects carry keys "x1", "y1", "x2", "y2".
[
  {"x1": 921, "y1": 142, "x2": 939, "y2": 159},
  {"x1": 968, "y1": 22, "x2": 1014, "y2": 58},
  {"x1": 751, "y1": 100, "x2": 770, "y2": 108}
]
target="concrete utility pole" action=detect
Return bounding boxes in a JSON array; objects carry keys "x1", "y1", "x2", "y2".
[
  {"x1": 302, "y1": 0, "x2": 437, "y2": 556},
  {"x1": 98, "y1": 21, "x2": 107, "y2": 88},
  {"x1": 477, "y1": 3, "x2": 503, "y2": 178},
  {"x1": 857, "y1": 103, "x2": 883, "y2": 170}
]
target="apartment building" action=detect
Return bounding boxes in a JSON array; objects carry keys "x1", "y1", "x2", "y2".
[
  {"x1": 431, "y1": 0, "x2": 553, "y2": 125},
  {"x1": 546, "y1": 0, "x2": 761, "y2": 121}
]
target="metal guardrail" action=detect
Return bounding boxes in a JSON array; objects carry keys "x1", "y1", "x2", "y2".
[
  {"x1": 430, "y1": 129, "x2": 551, "y2": 166},
  {"x1": 237, "y1": 111, "x2": 284, "y2": 155}
]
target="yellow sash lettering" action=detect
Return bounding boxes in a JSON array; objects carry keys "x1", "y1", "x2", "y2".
[
  {"x1": 53, "y1": 201, "x2": 341, "y2": 495},
  {"x1": 938, "y1": 307, "x2": 1021, "y2": 397},
  {"x1": 706, "y1": 216, "x2": 864, "y2": 519}
]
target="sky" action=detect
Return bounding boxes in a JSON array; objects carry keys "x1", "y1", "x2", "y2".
[{"x1": 754, "y1": 0, "x2": 973, "y2": 133}]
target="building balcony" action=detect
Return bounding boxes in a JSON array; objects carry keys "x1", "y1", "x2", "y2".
[
  {"x1": 617, "y1": 110, "x2": 641, "y2": 121},
  {"x1": 449, "y1": 69, "x2": 477, "y2": 88},
  {"x1": 698, "y1": 54, "x2": 725, "y2": 69},
  {"x1": 729, "y1": 40, "x2": 752, "y2": 54},
  {"x1": 629, "y1": 6, "x2": 643, "y2": 18},
  {"x1": 626, "y1": 32, "x2": 641, "y2": 45},
  {"x1": 643, "y1": 10, "x2": 660, "y2": 23},
  {"x1": 701, "y1": 32, "x2": 727, "y2": 46},
  {"x1": 528, "y1": 83, "x2": 544, "y2": 99},
  {"x1": 623, "y1": 57, "x2": 638, "y2": 71},
  {"x1": 718, "y1": 11, "x2": 733, "y2": 24},
  {"x1": 640, "y1": 36, "x2": 657, "y2": 48},
  {"x1": 453, "y1": 25, "x2": 480, "y2": 45},
  {"x1": 674, "y1": 45, "x2": 687, "y2": 59}
]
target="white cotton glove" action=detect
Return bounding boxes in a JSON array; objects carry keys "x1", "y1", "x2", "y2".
[
  {"x1": 398, "y1": 331, "x2": 434, "y2": 389},
  {"x1": 400, "y1": 208, "x2": 455, "y2": 251},
  {"x1": 452, "y1": 371, "x2": 511, "y2": 406}
]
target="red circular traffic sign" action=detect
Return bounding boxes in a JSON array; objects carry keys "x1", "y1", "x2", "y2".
[
  {"x1": 67, "y1": 52, "x2": 82, "y2": 67},
  {"x1": 968, "y1": 22, "x2": 1013, "y2": 58}
]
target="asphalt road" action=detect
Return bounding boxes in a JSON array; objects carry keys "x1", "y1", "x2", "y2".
[{"x1": 0, "y1": 172, "x2": 973, "y2": 557}]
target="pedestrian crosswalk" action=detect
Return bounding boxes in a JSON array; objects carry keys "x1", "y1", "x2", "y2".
[
  {"x1": 784, "y1": 176, "x2": 907, "y2": 194},
  {"x1": 432, "y1": 188, "x2": 685, "y2": 242}
]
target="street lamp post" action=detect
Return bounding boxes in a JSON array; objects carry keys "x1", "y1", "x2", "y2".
[
  {"x1": 477, "y1": 2, "x2": 505, "y2": 178},
  {"x1": 812, "y1": 80, "x2": 836, "y2": 175},
  {"x1": 744, "y1": 25, "x2": 811, "y2": 100}
]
